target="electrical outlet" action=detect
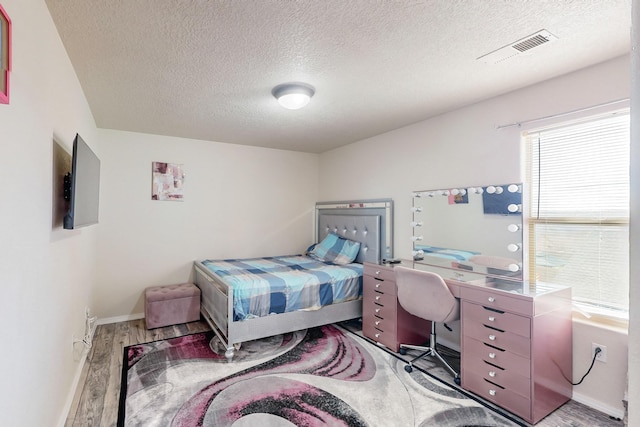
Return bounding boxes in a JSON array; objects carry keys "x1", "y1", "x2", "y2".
[{"x1": 592, "y1": 343, "x2": 607, "y2": 363}]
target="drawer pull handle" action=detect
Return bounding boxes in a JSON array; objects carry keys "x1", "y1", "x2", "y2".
[
  {"x1": 375, "y1": 308, "x2": 381, "y2": 313},
  {"x1": 375, "y1": 283, "x2": 381, "y2": 288},
  {"x1": 375, "y1": 296, "x2": 381, "y2": 301},
  {"x1": 489, "y1": 334, "x2": 496, "y2": 341},
  {"x1": 375, "y1": 333, "x2": 380, "y2": 338},
  {"x1": 375, "y1": 321, "x2": 380, "y2": 326},
  {"x1": 488, "y1": 316, "x2": 495, "y2": 322},
  {"x1": 489, "y1": 389, "x2": 496, "y2": 396},
  {"x1": 489, "y1": 371, "x2": 496, "y2": 377},
  {"x1": 488, "y1": 297, "x2": 495, "y2": 303},
  {"x1": 489, "y1": 352, "x2": 496, "y2": 359}
]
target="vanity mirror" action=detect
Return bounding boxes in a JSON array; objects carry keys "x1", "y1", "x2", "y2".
[{"x1": 411, "y1": 183, "x2": 523, "y2": 281}]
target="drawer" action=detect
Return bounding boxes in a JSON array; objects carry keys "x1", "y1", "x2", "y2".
[
  {"x1": 367, "y1": 315, "x2": 396, "y2": 333},
  {"x1": 463, "y1": 356, "x2": 531, "y2": 398},
  {"x1": 462, "y1": 336, "x2": 530, "y2": 377},
  {"x1": 463, "y1": 371, "x2": 531, "y2": 421},
  {"x1": 363, "y1": 264, "x2": 396, "y2": 282},
  {"x1": 363, "y1": 299, "x2": 396, "y2": 319},
  {"x1": 461, "y1": 286, "x2": 533, "y2": 316},
  {"x1": 463, "y1": 321, "x2": 530, "y2": 358},
  {"x1": 364, "y1": 275, "x2": 397, "y2": 296},
  {"x1": 362, "y1": 322, "x2": 396, "y2": 349},
  {"x1": 462, "y1": 301, "x2": 531, "y2": 338},
  {"x1": 364, "y1": 289, "x2": 397, "y2": 308}
]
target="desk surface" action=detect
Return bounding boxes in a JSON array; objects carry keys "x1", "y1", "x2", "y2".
[{"x1": 381, "y1": 259, "x2": 570, "y2": 300}]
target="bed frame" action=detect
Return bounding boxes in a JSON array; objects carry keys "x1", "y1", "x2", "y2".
[{"x1": 193, "y1": 199, "x2": 393, "y2": 360}]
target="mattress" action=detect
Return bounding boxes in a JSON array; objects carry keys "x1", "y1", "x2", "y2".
[{"x1": 200, "y1": 255, "x2": 363, "y2": 321}]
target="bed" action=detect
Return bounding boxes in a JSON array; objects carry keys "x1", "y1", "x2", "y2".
[{"x1": 193, "y1": 199, "x2": 393, "y2": 360}]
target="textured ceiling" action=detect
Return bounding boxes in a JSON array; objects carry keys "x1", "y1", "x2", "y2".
[{"x1": 45, "y1": 0, "x2": 631, "y2": 153}]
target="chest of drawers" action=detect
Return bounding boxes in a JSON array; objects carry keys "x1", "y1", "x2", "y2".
[
  {"x1": 362, "y1": 262, "x2": 430, "y2": 352},
  {"x1": 460, "y1": 285, "x2": 572, "y2": 424}
]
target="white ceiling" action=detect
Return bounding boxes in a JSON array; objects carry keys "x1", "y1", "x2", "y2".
[{"x1": 45, "y1": 0, "x2": 631, "y2": 154}]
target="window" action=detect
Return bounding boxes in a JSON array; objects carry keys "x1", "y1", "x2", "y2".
[{"x1": 524, "y1": 111, "x2": 630, "y2": 316}]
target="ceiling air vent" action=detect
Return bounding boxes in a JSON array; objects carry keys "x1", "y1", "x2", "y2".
[{"x1": 477, "y1": 30, "x2": 558, "y2": 64}]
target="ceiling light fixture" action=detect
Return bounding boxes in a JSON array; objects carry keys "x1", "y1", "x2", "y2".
[{"x1": 272, "y1": 83, "x2": 315, "y2": 110}]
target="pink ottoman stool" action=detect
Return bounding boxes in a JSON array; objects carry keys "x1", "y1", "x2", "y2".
[{"x1": 145, "y1": 283, "x2": 201, "y2": 329}]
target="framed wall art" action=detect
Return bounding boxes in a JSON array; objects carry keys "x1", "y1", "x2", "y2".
[
  {"x1": 0, "y1": 3, "x2": 11, "y2": 104},
  {"x1": 152, "y1": 162, "x2": 185, "y2": 201}
]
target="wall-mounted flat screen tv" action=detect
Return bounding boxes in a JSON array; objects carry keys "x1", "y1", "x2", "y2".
[{"x1": 63, "y1": 133, "x2": 100, "y2": 229}]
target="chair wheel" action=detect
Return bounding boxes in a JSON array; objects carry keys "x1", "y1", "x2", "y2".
[
  {"x1": 454, "y1": 377, "x2": 461, "y2": 385},
  {"x1": 399, "y1": 348, "x2": 407, "y2": 355},
  {"x1": 404, "y1": 364, "x2": 413, "y2": 373}
]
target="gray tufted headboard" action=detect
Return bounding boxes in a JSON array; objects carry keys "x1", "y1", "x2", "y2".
[{"x1": 315, "y1": 199, "x2": 393, "y2": 264}]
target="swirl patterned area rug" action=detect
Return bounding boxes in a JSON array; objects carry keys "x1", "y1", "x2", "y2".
[{"x1": 118, "y1": 324, "x2": 521, "y2": 426}]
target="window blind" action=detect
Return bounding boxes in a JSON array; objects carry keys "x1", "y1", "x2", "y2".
[{"x1": 525, "y1": 112, "x2": 630, "y2": 313}]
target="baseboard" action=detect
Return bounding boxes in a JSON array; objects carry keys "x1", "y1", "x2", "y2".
[
  {"x1": 56, "y1": 321, "x2": 98, "y2": 427},
  {"x1": 59, "y1": 313, "x2": 145, "y2": 425},
  {"x1": 57, "y1": 348, "x2": 88, "y2": 427},
  {"x1": 96, "y1": 312, "x2": 145, "y2": 325},
  {"x1": 572, "y1": 391, "x2": 625, "y2": 420}
]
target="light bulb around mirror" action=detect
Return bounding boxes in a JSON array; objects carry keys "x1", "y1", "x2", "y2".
[
  {"x1": 507, "y1": 243, "x2": 522, "y2": 252},
  {"x1": 410, "y1": 221, "x2": 423, "y2": 227},
  {"x1": 508, "y1": 263, "x2": 521, "y2": 272},
  {"x1": 411, "y1": 206, "x2": 423, "y2": 213},
  {"x1": 486, "y1": 186, "x2": 496, "y2": 194},
  {"x1": 411, "y1": 235, "x2": 423, "y2": 241},
  {"x1": 508, "y1": 184, "x2": 520, "y2": 193},
  {"x1": 507, "y1": 224, "x2": 521, "y2": 232},
  {"x1": 451, "y1": 188, "x2": 460, "y2": 196},
  {"x1": 495, "y1": 186, "x2": 503, "y2": 194},
  {"x1": 507, "y1": 203, "x2": 522, "y2": 213}
]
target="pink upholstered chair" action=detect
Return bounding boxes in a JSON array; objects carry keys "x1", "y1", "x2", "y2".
[{"x1": 395, "y1": 266, "x2": 461, "y2": 384}]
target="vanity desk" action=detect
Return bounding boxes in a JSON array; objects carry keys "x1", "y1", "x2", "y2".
[{"x1": 362, "y1": 259, "x2": 573, "y2": 425}]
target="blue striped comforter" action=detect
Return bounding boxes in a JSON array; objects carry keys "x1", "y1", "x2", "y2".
[
  {"x1": 414, "y1": 245, "x2": 479, "y2": 261},
  {"x1": 201, "y1": 255, "x2": 363, "y2": 321}
]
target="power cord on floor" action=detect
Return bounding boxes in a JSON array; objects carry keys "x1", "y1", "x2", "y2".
[{"x1": 569, "y1": 347, "x2": 601, "y2": 386}]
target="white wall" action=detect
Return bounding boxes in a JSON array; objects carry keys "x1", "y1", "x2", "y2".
[
  {"x1": 0, "y1": 1, "x2": 99, "y2": 426},
  {"x1": 95, "y1": 130, "x2": 319, "y2": 319},
  {"x1": 319, "y1": 55, "x2": 631, "y2": 417}
]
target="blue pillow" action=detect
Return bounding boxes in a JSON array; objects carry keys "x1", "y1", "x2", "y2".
[
  {"x1": 309, "y1": 233, "x2": 361, "y2": 265},
  {"x1": 304, "y1": 243, "x2": 317, "y2": 255}
]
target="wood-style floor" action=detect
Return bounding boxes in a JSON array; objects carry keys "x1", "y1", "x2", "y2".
[
  {"x1": 66, "y1": 319, "x2": 624, "y2": 427},
  {"x1": 65, "y1": 319, "x2": 210, "y2": 427}
]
